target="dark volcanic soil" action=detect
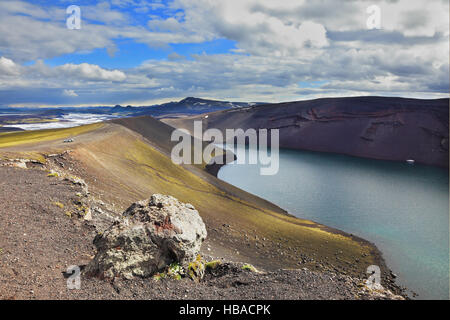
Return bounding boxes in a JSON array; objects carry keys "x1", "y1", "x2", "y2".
[
  {"x1": 0, "y1": 166, "x2": 403, "y2": 300},
  {"x1": 0, "y1": 167, "x2": 96, "y2": 299}
]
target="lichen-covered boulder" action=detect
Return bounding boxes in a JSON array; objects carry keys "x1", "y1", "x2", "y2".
[{"x1": 85, "y1": 194, "x2": 207, "y2": 279}]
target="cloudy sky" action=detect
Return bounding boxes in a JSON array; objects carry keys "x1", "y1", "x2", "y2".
[{"x1": 0, "y1": 0, "x2": 448, "y2": 107}]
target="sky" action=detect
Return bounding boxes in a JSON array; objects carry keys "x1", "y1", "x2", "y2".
[{"x1": 0, "y1": 0, "x2": 448, "y2": 107}]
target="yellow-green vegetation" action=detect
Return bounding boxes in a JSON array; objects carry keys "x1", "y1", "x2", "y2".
[
  {"x1": 75, "y1": 204, "x2": 89, "y2": 217},
  {"x1": 0, "y1": 151, "x2": 46, "y2": 164},
  {"x1": 187, "y1": 254, "x2": 205, "y2": 282},
  {"x1": 152, "y1": 272, "x2": 166, "y2": 281},
  {"x1": 47, "y1": 172, "x2": 59, "y2": 177},
  {"x1": 3, "y1": 118, "x2": 59, "y2": 125},
  {"x1": 52, "y1": 201, "x2": 64, "y2": 209},
  {"x1": 0, "y1": 119, "x2": 379, "y2": 276},
  {"x1": 167, "y1": 263, "x2": 184, "y2": 280},
  {"x1": 71, "y1": 124, "x2": 377, "y2": 275},
  {"x1": 64, "y1": 211, "x2": 72, "y2": 218},
  {"x1": 125, "y1": 138, "x2": 218, "y2": 196},
  {"x1": 0, "y1": 122, "x2": 103, "y2": 148},
  {"x1": 152, "y1": 263, "x2": 184, "y2": 281},
  {"x1": 242, "y1": 264, "x2": 258, "y2": 272},
  {"x1": 205, "y1": 260, "x2": 222, "y2": 270}
]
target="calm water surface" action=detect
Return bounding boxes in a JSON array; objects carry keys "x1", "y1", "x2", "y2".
[{"x1": 218, "y1": 146, "x2": 449, "y2": 299}]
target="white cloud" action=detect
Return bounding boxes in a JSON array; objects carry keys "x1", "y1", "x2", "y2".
[
  {"x1": 0, "y1": 56, "x2": 21, "y2": 76},
  {"x1": 168, "y1": 0, "x2": 330, "y2": 57},
  {"x1": 0, "y1": 0, "x2": 55, "y2": 20},
  {"x1": 63, "y1": 89, "x2": 78, "y2": 97},
  {"x1": 167, "y1": 52, "x2": 185, "y2": 60},
  {"x1": 0, "y1": 0, "x2": 448, "y2": 106},
  {"x1": 148, "y1": 17, "x2": 184, "y2": 32},
  {"x1": 82, "y1": 2, "x2": 128, "y2": 25},
  {"x1": 0, "y1": 14, "x2": 115, "y2": 62},
  {"x1": 57, "y1": 63, "x2": 127, "y2": 82},
  {"x1": 378, "y1": 0, "x2": 449, "y2": 37}
]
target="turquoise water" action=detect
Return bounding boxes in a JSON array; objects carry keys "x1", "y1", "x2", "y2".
[{"x1": 218, "y1": 146, "x2": 449, "y2": 299}]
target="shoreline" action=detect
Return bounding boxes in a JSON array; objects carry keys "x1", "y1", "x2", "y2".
[
  {"x1": 278, "y1": 145, "x2": 450, "y2": 170},
  {"x1": 0, "y1": 119, "x2": 409, "y2": 299},
  {"x1": 204, "y1": 150, "x2": 237, "y2": 177},
  {"x1": 0, "y1": 164, "x2": 405, "y2": 299},
  {"x1": 211, "y1": 147, "x2": 407, "y2": 297}
]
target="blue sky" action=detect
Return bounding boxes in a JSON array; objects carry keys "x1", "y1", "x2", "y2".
[
  {"x1": 0, "y1": 0, "x2": 448, "y2": 107},
  {"x1": 43, "y1": 38, "x2": 238, "y2": 69},
  {"x1": 41, "y1": 0, "x2": 240, "y2": 69}
]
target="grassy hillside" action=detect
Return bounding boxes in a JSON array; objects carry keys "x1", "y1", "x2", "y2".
[
  {"x1": 0, "y1": 117, "x2": 384, "y2": 279},
  {"x1": 0, "y1": 123, "x2": 103, "y2": 148}
]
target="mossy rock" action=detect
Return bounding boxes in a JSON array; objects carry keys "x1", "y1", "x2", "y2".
[
  {"x1": 188, "y1": 254, "x2": 205, "y2": 282},
  {"x1": 47, "y1": 172, "x2": 59, "y2": 178},
  {"x1": 205, "y1": 260, "x2": 222, "y2": 270},
  {"x1": 242, "y1": 264, "x2": 258, "y2": 272},
  {"x1": 52, "y1": 201, "x2": 64, "y2": 209}
]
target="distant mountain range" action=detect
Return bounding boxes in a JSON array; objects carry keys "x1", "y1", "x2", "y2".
[{"x1": 0, "y1": 97, "x2": 264, "y2": 119}]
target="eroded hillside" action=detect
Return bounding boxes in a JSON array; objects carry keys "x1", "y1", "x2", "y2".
[{"x1": 164, "y1": 96, "x2": 449, "y2": 167}]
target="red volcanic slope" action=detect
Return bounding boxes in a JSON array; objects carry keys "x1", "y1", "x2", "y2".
[{"x1": 184, "y1": 96, "x2": 449, "y2": 167}]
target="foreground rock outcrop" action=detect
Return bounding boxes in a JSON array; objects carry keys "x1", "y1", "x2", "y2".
[
  {"x1": 0, "y1": 166, "x2": 407, "y2": 300},
  {"x1": 85, "y1": 194, "x2": 207, "y2": 279}
]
